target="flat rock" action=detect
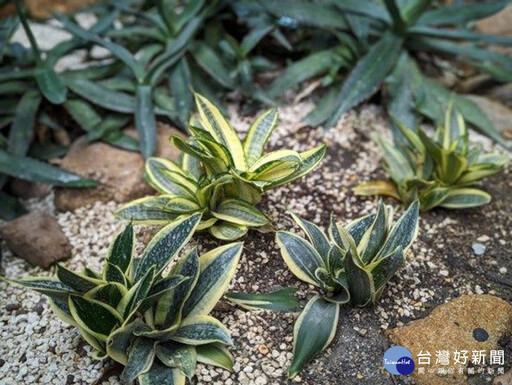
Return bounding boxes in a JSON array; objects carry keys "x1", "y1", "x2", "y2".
[
  {"x1": 25, "y1": 0, "x2": 100, "y2": 19},
  {"x1": 54, "y1": 123, "x2": 183, "y2": 212},
  {"x1": 475, "y1": 4, "x2": 512, "y2": 36},
  {"x1": 388, "y1": 295, "x2": 512, "y2": 385},
  {"x1": 1, "y1": 211, "x2": 71, "y2": 268}
]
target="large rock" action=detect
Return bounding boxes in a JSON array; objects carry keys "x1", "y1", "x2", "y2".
[
  {"x1": 1, "y1": 211, "x2": 71, "y2": 268},
  {"x1": 475, "y1": 4, "x2": 512, "y2": 37},
  {"x1": 9, "y1": 179, "x2": 51, "y2": 200},
  {"x1": 388, "y1": 295, "x2": 512, "y2": 385},
  {"x1": 54, "y1": 123, "x2": 183, "y2": 212},
  {"x1": 25, "y1": 0, "x2": 100, "y2": 19}
]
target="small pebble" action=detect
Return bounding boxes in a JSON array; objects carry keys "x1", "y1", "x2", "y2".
[{"x1": 472, "y1": 243, "x2": 486, "y2": 255}]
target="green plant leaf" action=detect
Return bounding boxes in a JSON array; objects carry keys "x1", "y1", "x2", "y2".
[
  {"x1": 209, "y1": 223, "x2": 248, "y2": 240},
  {"x1": 134, "y1": 213, "x2": 201, "y2": 281},
  {"x1": 288, "y1": 296, "x2": 340, "y2": 378},
  {"x1": 169, "y1": 58, "x2": 193, "y2": 129},
  {"x1": 11, "y1": 277, "x2": 76, "y2": 300},
  {"x1": 106, "y1": 319, "x2": 150, "y2": 365},
  {"x1": 156, "y1": 342, "x2": 197, "y2": 379},
  {"x1": 276, "y1": 231, "x2": 325, "y2": 287},
  {"x1": 196, "y1": 344, "x2": 234, "y2": 371},
  {"x1": 106, "y1": 224, "x2": 133, "y2": 274},
  {"x1": 118, "y1": 266, "x2": 155, "y2": 321},
  {"x1": 438, "y1": 188, "x2": 491, "y2": 209},
  {"x1": 225, "y1": 287, "x2": 300, "y2": 312},
  {"x1": 243, "y1": 108, "x2": 278, "y2": 167},
  {"x1": 212, "y1": 199, "x2": 269, "y2": 227},
  {"x1": 8, "y1": 89, "x2": 41, "y2": 156},
  {"x1": 0, "y1": 191, "x2": 27, "y2": 220},
  {"x1": 136, "y1": 84, "x2": 157, "y2": 158},
  {"x1": 121, "y1": 337, "x2": 156, "y2": 382},
  {"x1": 172, "y1": 315, "x2": 232, "y2": 346},
  {"x1": 377, "y1": 200, "x2": 419, "y2": 257},
  {"x1": 182, "y1": 242, "x2": 243, "y2": 318},
  {"x1": 344, "y1": 248, "x2": 374, "y2": 306},
  {"x1": 325, "y1": 32, "x2": 403, "y2": 128},
  {"x1": 34, "y1": 64, "x2": 67, "y2": 104},
  {"x1": 68, "y1": 295, "x2": 122, "y2": 341},
  {"x1": 417, "y1": 0, "x2": 508, "y2": 26},
  {"x1": 290, "y1": 211, "x2": 331, "y2": 262},
  {"x1": 138, "y1": 362, "x2": 186, "y2": 385},
  {"x1": 56, "y1": 264, "x2": 103, "y2": 293},
  {"x1": 116, "y1": 196, "x2": 181, "y2": 224}
]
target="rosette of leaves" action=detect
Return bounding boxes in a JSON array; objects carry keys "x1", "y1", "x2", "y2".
[
  {"x1": 117, "y1": 93, "x2": 326, "y2": 240},
  {"x1": 5, "y1": 213, "x2": 243, "y2": 384},
  {"x1": 355, "y1": 106, "x2": 508, "y2": 211},
  {"x1": 276, "y1": 201, "x2": 419, "y2": 377},
  {"x1": 262, "y1": 0, "x2": 512, "y2": 146}
]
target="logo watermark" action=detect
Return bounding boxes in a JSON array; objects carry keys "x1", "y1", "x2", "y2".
[{"x1": 384, "y1": 346, "x2": 415, "y2": 375}]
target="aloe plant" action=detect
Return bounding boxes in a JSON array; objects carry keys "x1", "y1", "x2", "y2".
[
  {"x1": 4, "y1": 213, "x2": 243, "y2": 384},
  {"x1": 355, "y1": 106, "x2": 508, "y2": 211},
  {"x1": 263, "y1": 0, "x2": 512, "y2": 146},
  {"x1": 276, "y1": 201, "x2": 419, "y2": 377},
  {"x1": 117, "y1": 93, "x2": 326, "y2": 240}
]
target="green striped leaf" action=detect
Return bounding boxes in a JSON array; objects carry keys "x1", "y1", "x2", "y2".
[
  {"x1": 276, "y1": 231, "x2": 325, "y2": 287},
  {"x1": 85, "y1": 283, "x2": 125, "y2": 309},
  {"x1": 290, "y1": 212, "x2": 331, "y2": 262},
  {"x1": 154, "y1": 249, "x2": 199, "y2": 329},
  {"x1": 182, "y1": 242, "x2": 243, "y2": 318},
  {"x1": 289, "y1": 296, "x2": 340, "y2": 378},
  {"x1": 439, "y1": 188, "x2": 491, "y2": 209},
  {"x1": 13, "y1": 277, "x2": 76, "y2": 300},
  {"x1": 156, "y1": 342, "x2": 197, "y2": 379},
  {"x1": 377, "y1": 200, "x2": 419, "y2": 257},
  {"x1": 194, "y1": 94, "x2": 246, "y2": 170},
  {"x1": 196, "y1": 344, "x2": 234, "y2": 371},
  {"x1": 134, "y1": 213, "x2": 201, "y2": 282},
  {"x1": 121, "y1": 337, "x2": 156, "y2": 382},
  {"x1": 107, "y1": 319, "x2": 151, "y2": 365},
  {"x1": 370, "y1": 246, "x2": 405, "y2": 292},
  {"x1": 417, "y1": 0, "x2": 508, "y2": 26},
  {"x1": 212, "y1": 199, "x2": 269, "y2": 227},
  {"x1": 138, "y1": 363, "x2": 186, "y2": 385},
  {"x1": 209, "y1": 223, "x2": 248, "y2": 241},
  {"x1": 57, "y1": 264, "x2": 103, "y2": 293},
  {"x1": 377, "y1": 135, "x2": 415, "y2": 182},
  {"x1": 68, "y1": 295, "x2": 122, "y2": 341},
  {"x1": 225, "y1": 288, "x2": 300, "y2": 312},
  {"x1": 172, "y1": 315, "x2": 232, "y2": 346},
  {"x1": 145, "y1": 157, "x2": 194, "y2": 195},
  {"x1": 106, "y1": 224, "x2": 133, "y2": 273},
  {"x1": 358, "y1": 201, "x2": 389, "y2": 263},
  {"x1": 344, "y1": 249, "x2": 375, "y2": 307},
  {"x1": 49, "y1": 297, "x2": 76, "y2": 326},
  {"x1": 116, "y1": 196, "x2": 180, "y2": 224},
  {"x1": 140, "y1": 276, "x2": 189, "y2": 314},
  {"x1": 243, "y1": 108, "x2": 278, "y2": 166},
  {"x1": 118, "y1": 266, "x2": 155, "y2": 321}
]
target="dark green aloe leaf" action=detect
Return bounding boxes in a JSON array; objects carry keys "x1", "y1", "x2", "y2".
[
  {"x1": 0, "y1": 150, "x2": 99, "y2": 187},
  {"x1": 9, "y1": 89, "x2": 41, "y2": 156},
  {"x1": 304, "y1": 81, "x2": 343, "y2": 126},
  {"x1": 57, "y1": 264, "x2": 100, "y2": 293},
  {"x1": 383, "y1": 0, "x2": 406, "y2": 32},
  {"x1": 225, "y1": 288, "x2": 300, "y2": 312},
  {"x1": 0, "y1": 191, "x2": 27, "y2": 220},
  {"x1": 64, "y1": 98, "x2": 102, "y2": 132},
  {"x1": 34, "y1": 65, "x2": 67, "y2": 105},
  {"x1": 241, "y1": 25, "x2": 273, "y2": 56},
  {"x1": 333, "y1": 0, "x2": 391, "y2": 23},
  {"x1": 138, "y1": 362, "x2": 185, "y2": 385},
  {"x1": 344, "y1": 249, "x2": 374, "y2": 306},
  {"x1": 118, "y1": 266, "x2": 155, "y2": 320},
  {"x1": 102, "y1": 132, "x2": 140, "y2": 152},
  {"x1": 191, "y1": 41, "x2": 235, "y2": 89},
  {"x1": 324, "y1": 32, "x2": 404, "y2": 128},
  {"x1": 11, "y1": 277, "x2": 75, "y2": 299},
  {"x1": 417, "y1": 0, "x2": 508, "y2": 26},
  {"x1": 169, "y1": 58, "x2": 192, "y2": 130},
  {"x1": 57, "y1": 15, "x2": 146, "y2": 83},
  {"x1": 0, "y1": 80, "x2": 30, "y2": 95},
  {"x1": 288, "y1": 296, "x2": 339, "y2": 378},
  {"x1": 409, "y1": 26, "x2": 512, "y2": 46},
  {"x1": 156, "y1": 342, "x2": 197, "y2": 379},
  {"x1": 378, "y1": 200, "x2": 419, "y2": 257},
  {"x1": 120, "y1": 337, "x2": 156, "y2": 383},
  {"x1": 261, "y1": 0, "x2": 349, "y2": 29},
  {"x1": 69, "y1": 295, "x2": 122, "y2": 339},
  {"x1": 268, "y1": 49, "x2": 347, "y2": 98},
  {"x1": 135, "y1": 84, "x2": 157, "y2": 158},
  {"x1": 28, "y1": 143, "x2": 68, "y2": 160},
  {"x1": 65, "y1": 76, "x2": 135, "y2": 113}
]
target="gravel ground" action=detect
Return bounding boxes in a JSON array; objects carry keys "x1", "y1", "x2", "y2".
[{"x1": 0, "y1": 100, "x2": 510, "y2": 385}]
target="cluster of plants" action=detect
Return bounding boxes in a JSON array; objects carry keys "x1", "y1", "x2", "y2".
[
  {"x1": 117, "y1": 93, "x2": 325, "y2": 240},
  {"x1": 355, "y1": 105, "x2": 508, "y2": 210},
  {"x1": 2, "y1": 0, "x2": 511, "y2": 220}
]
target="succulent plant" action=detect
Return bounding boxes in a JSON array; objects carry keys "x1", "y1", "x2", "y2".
[
  {"x1": 276, "y1": 200, "x2": 419, "y2": 377},
  {"x1": 5, "y1": 213, "x2": 243, "y2": 384},
  {"x1": 355, "y1": 106, "x2": 508, "y2": 211},
  {"x1": 117, "y1": 93, "x2": 326, "y2": 240}
]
